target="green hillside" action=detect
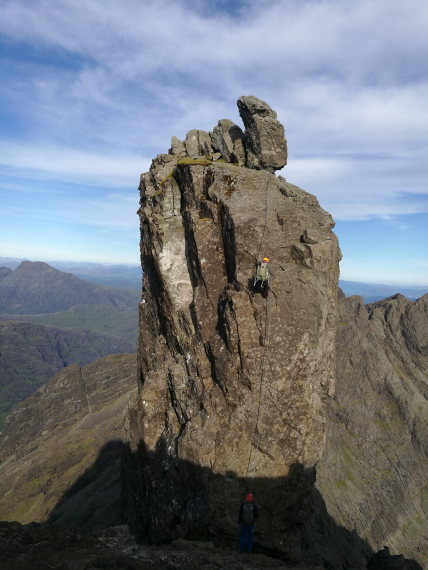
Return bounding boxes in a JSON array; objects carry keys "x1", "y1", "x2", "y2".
[
  {"x1": 0, "y1": 304, "x2": 138, "y2": 346},
  {"x1": 0, "y1": 321, "x2": 134, "y2": 430}
]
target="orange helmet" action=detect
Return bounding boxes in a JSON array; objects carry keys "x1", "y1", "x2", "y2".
[{"x1": 263, "y1": 257, "x2": 270, "y2": 263}]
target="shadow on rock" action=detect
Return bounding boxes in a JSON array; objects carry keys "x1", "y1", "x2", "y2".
[{"x1": 47, "y1": 438, "x2": 423, "y2": 570}]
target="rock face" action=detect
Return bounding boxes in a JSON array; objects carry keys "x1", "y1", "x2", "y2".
[
  {"x1": 167, "y1": 94, "x2": 287, "y2": 172},
  {"x1": 125, "y1": 96, "x2": 340, "y2": 560},
  {"x1": 313, "y1": 293, "x2": 428, "y2": 568},
  {"x1": 0, "y1": 353, "x2": 137, "y2": 530},
  {"x1": 237, "y1": 95, "x2": 288, "y2": 171}
]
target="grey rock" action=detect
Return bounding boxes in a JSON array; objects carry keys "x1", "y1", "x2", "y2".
[
  {"x1": 0, "y1": 520, "x2": 317, "y2": 569},
  {"x1": 184, "y1": 129, "x2": 214, "y2": 158},
  {"x1": 237, "y1": 95, "x2": 288, "y2": 171},
  {"x1": 169, "y1": 136, "x2": 187, "y2": 157},
  {"x1": 210, "y1": 119, "x2": 246, "y2": 165},
  {"x1": 313, "y1": 293, "x2": 428, "y2": 569},
  {"x1": 126, "y1": 98, "x2": 340, "y2": 562},
  {"x1": 368, "y1": 546, "x2": 423, "y2": 570},
  {"x1": 302, "y1": 228, "x2": 324, "y2": 244}
]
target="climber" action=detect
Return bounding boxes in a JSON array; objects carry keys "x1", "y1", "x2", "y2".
[
  {"x1": 253, "y1": 257, "x2": 270, "y2": 290},
  {"x1": 238, "y1": 492, "x2": 259, "y2": 553}
]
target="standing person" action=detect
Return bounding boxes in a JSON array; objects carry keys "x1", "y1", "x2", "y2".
[{"x1": 238, "y1": 492, "x2": 259, "y2": 553}]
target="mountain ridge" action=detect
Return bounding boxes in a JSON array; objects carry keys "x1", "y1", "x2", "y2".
[
  {"x1": 0, "y1": 353, "x2": 137, "y2": 529},
  {"x1": 0, "y1": 261, "x2": 139, "y2": 314},
  {"x1": 0, "y1": 320, "x2": 134, "y2": 429}
]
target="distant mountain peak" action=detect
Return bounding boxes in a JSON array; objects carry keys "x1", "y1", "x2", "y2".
[
  {"x1": 15, "y1": 260, "x2": 72, "y2": 275},
  {"x1": 0, "y1": 261, "x2": 139, "y2": 314},
  {"x1": 0, "y1": 267, "x2": 12, "y2": 280}
]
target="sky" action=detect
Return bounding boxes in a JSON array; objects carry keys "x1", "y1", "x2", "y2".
[{"x1": 0, "y1": 0, "x2": 427, "y2": 285}]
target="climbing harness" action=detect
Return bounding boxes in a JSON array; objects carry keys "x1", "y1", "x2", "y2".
[{"x1": 253, "y1": 258, "x2": 270, "y2": 288}]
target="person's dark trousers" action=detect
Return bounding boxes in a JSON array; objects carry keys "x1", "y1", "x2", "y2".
[{"x1": 239, "y1": 523, "x2": 255, "y2": 553}]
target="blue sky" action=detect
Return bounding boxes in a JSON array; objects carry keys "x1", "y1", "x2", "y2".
[{"x1": 0, "y1": 0, "x2": 427, "y2": 284}]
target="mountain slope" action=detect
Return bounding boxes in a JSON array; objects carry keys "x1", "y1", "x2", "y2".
[
  {"x1": 0, "y1": 261, "x2": 139, "y2": 314},
  {"x1": 0, "y1": 321, "x2": 134, "y2": 427},
  {"x1": 313, "y1": 292, "x2": 428, "y2": 568},
  {"x1": 0, "y1": 303, "x2": 138, "y2": 346},
  {"x1": 0, "y1": 353, "x2": 137, "y2": 529}
]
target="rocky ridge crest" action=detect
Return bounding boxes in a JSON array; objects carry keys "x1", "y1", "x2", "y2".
[{"x1": 313, "y1": 292, "x2": 428, "y2": 568}]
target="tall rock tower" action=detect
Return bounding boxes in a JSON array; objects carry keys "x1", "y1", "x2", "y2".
[{"x1": 124, "y1": 96, "x2": 341, "y2": 560}]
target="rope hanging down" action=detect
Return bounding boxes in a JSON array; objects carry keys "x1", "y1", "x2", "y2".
[
  {"x1": 256, "y1": 177, "x2": 270, "y2": 261},
  {"x1": 245, "y1": 175, "x2": 273, "y2": 479}
]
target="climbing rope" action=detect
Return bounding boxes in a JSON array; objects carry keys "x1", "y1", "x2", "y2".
[
  {"x1": 245, "y1": 174, "x2": 274, "y2": 479},
  {"x1": 245, "y1": 290, "x2": 272, "y2": 478},
  {"x1": 256, "y1": 176, "x2": 271, "y2": 262}
]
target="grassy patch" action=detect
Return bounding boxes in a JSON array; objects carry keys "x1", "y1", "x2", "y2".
[
  {"x1": 342, "y1": 445, "x2": 356, "y2": 469},
  {"x1": 177, "y1": 157, "x2": 214, "y2": 166},
  {"x1": 0, "y1": 411, "x2": 9, "y2": 431},
  {"x1": 375, "y1": 417, "x2": 390, "y2": 430},
  {"x1": 4, "y1": 304, "x2": 138, "y2": 345},
  {"x1": 401, "y1": 516, "x2": 426, "y2": 539}
]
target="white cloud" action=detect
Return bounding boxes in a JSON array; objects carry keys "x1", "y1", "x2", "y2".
[
  {"x1": 0, "y1": 0, "x2": 427, "y2": 243},
  {"x1": 285, "y1": 151, "x2": 428, "y2": 220},
  {"x1": 0, "y1": 141, "x2": 149, "y2": 186},
  {"x1": 61, "y1": 192, "x2": 140, "y2": 232},
  {"x1": 0, "y1": 239, "x2": 138, "y2": 264}
]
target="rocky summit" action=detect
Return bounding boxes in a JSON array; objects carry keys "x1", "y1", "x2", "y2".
[{"x1": 124, "y1": 95, "x2": 341, "y2": 561}]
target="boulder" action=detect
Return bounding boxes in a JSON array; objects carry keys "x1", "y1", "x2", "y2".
[
  {"x1": 169, "y1": 136, "x2": 187, "y2": 157},
  {"x1": 237, "y1": 95, "x2": 288, "y2": 171},
  {"x1": 210, "y1": 119, "x2": 246, "y2": 165},
  {"x1": 184, "y1": 129, "x2": 214, "y2": 158}
]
